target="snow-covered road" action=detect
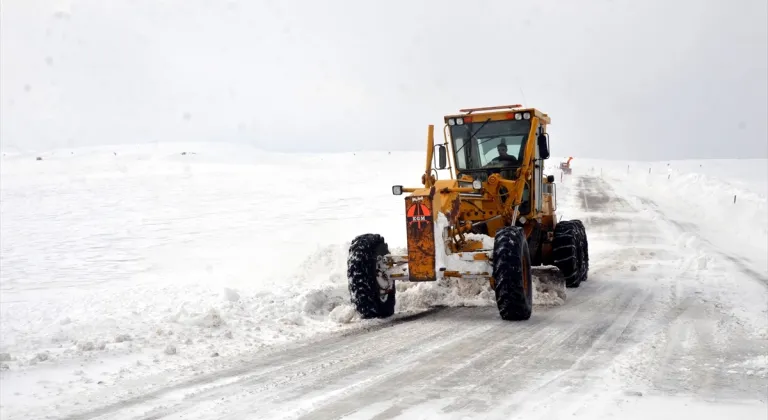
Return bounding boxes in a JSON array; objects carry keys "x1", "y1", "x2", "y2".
[{"x1": 51, "y1": 174, "x2": 767, "y2": 420}]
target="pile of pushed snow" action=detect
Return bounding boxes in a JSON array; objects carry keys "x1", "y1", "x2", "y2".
[
  {"x1": 307, "y1": 242, "x2": 497, "y2": 320},
  {"x1": 0, "y1": 243, "x2": 361, "y2": 391},
  {"x1": 0, "y1": 239, "x2": 504, "y2": 373},
  {"x1": 396, "y1": 277, "x2": 495, "y2": 310},
  {"x1": 394, "y1": 267, "x2": 567, "y2": 310}
]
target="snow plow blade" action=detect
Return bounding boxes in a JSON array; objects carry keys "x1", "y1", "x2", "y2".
[
  {"x1": 531, "y1": 266, "x2": 567, "y2": 306},
  {"x1": 383, "y1": 253, "x2": 567, "y2": 307}
]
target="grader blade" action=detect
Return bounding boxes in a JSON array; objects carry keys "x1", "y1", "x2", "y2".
[{"x1": 531, "y1": 266, "x2": 567, "y2": 306}]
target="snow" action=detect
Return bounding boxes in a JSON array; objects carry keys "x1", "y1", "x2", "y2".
[
  {"x1": 563, "y1": 158, "x2": 768, "y2": 336},
  {"x1": 433, "y1": 211, "x2": 450, "y2": 280},
  {"x1": 464, "y1": 232, "x2": 496, "y2": 249},
  {"x1": 432, "y1": 213, "x2": 495, "y2": 278},
  {"x1": 570, "y1": 158, "x2": 767, "y2": 276},
  {"x1": 0, "y1": 144, "x2": 424, "y2": 415},
  {"x1": 1, "y1": 145, "x2": 766, "y2": 419}
]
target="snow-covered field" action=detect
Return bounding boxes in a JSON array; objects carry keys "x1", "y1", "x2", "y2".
[{"x1": 1, "y1": 143, "x2": 766, "y2": 419}]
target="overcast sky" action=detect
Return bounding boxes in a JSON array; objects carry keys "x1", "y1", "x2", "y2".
[{"x1": 1, "y1": 0, "x2": 766, "y2": 160}]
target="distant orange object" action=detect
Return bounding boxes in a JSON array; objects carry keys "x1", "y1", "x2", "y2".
[{"x1": 559, "y1": 157, "x2": 573, "y2": 174}]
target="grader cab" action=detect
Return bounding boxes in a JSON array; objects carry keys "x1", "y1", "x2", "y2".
[{"x1": 347, "y1": 104, "x2": 589, "y2": 321}]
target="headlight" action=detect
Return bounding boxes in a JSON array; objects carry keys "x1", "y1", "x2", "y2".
[
  {"x1": 514, "y1": 113, "x2": 523, "y2": 120},
  {"x1": 456, "y1": 117, "x2": 464, "y2": 125},
  {"x1": 523, "y1": 112, "x2": 531, "y2": 120},
  {"x1": 472, "y1": 179, "x2": 482, "y2": 190},
  {"x1": 448, "y1": 118, "x2": 456, "y2": 126}
]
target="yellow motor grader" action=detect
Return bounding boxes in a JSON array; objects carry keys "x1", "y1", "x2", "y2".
[{"x1": 347, "y1": 104, "x2": 589, "y2": 321}]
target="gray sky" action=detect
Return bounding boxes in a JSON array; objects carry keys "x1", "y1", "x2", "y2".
[{"x1": 2, "y1": 0, "x2": 766, "y2": 160}]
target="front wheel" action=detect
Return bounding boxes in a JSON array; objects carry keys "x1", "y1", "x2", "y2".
[
  {"x1": 492, "y1": 226, "x2": 533, "y2": 321},
  {"x1": 347, "y1": 233, "x2": 396, "y2": 319}
]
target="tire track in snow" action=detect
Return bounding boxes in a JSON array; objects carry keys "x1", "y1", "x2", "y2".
[
  {"x1": 71, "y1": 308, "x2": 497, "y2": 420},
  {"x1": 198, "y1": 279, "x2": 651, "y2": 419},
  {"x1": 476, "y1": 285, "x2": 655, "y2": 417},
  {"x1": 149, "y1": 311, "x2": 499, "y2": 420},
  {"x1": 61, "y1": 309, "x2": 452, "y2": 420},
  {"x1": 588, "y1": 175, "x2": 768, "y2": 399}
]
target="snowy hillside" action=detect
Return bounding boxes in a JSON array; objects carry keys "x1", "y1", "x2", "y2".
[{"x1": 1, "y1": 144, "x2": 766, "y2": 419}]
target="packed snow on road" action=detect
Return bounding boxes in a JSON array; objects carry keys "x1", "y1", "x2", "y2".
[{"x1": 1, "y1": 143, "x2": 766, "y2": 419}]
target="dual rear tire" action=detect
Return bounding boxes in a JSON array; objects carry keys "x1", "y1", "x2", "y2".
[
  {"x1": 491, "y1": 219, "x2": 590, "y2": 321},
  {"x1": 552, "y1": 220, "x2": 589, "y2": 287}
]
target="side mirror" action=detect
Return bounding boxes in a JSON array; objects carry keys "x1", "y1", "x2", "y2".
[
  {"x1": 434, "y1": 144, "x2": 448, "y2": 169},
  {"x1": 537, "y1": 133, "x2": 550, "y2": 160},
  {"x1": 547, "y1": 175, "x2": 555, "y2": 183},
  {"x1": 392, "y1": 185, "x2": 403, "y2": 195}
]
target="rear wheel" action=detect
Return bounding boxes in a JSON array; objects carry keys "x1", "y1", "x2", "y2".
[
  {"x1": 492, "y1": 226, "x2": 533, "y2": 321},
  {"x1": 347, "y1": 234, "x2": 396, "y2": 319},
  {"x1": 526, "y1": 221, "x2": 543, "y2": 266},
  {"x1": 572, "y1": 220, "x2": 589, "y2": 281},
  {"x1": 553, "y1": 220, "x2": 585, "y2": 288}
]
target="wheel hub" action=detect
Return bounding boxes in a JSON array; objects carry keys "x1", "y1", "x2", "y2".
[{"x1": 376, "y1": 256, "x2": 393, "y2": 302}]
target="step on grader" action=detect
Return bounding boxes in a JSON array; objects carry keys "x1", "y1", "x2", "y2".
[{"x1": 347, "y1": 104, "x2": 589, "y2": 321}]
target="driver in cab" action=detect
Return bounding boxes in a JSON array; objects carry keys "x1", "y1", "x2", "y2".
[{"x1": 486, "y1": 139, "x2": 518, "y2": 167}]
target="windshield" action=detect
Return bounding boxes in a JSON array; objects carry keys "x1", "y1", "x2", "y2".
[{"x1": 449, "y1": 119, "x2": 531, "y2": 171}]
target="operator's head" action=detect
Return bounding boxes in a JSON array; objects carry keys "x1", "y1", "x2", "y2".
[{"x1": 497, "y1": 140, "x2": 508, "y2": 156}]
